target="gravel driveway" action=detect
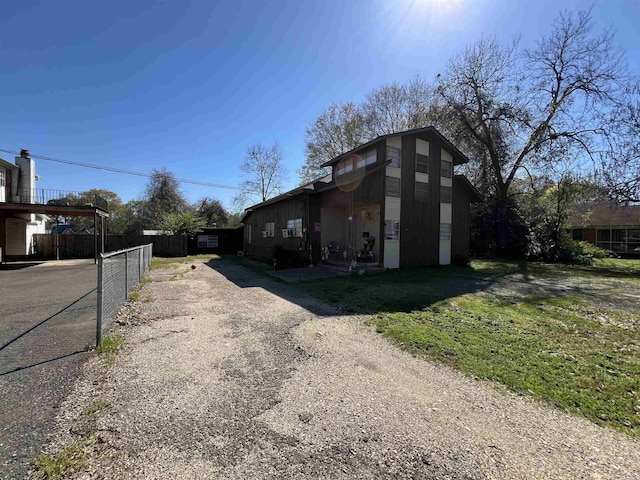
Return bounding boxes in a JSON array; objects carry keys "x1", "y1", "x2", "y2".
[{"x1": 39, "y1": 258, "x2": 640, "y2": 479}]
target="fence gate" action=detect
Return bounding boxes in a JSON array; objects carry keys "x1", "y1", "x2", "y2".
[{"x1": 97, "y1": 244, "x2": 153, "y2": 343}]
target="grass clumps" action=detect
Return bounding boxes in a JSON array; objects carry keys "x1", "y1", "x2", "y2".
[{"x1": 33, "y1": 442, "x2": 86, "y2": 480}]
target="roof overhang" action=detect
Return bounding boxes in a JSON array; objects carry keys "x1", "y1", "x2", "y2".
[
  {"x1": 0, "y1": 157, "x2": 18, "y2": 170},
  {"x1": 0, "y1": 202, "x2": 109, "y2": 217}
]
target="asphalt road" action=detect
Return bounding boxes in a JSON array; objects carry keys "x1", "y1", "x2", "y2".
[{"x1": 0, "y1": 260, "x2": 97, "y2": 479}]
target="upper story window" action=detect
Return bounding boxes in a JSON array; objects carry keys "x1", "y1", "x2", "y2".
[
  {"x1": 386, "y1": 177, "x2": 401, "y2": 197},
  {"x1": 386, "y1": 146, "x2": 401, "y2": 168},
  {"x1": 415, "y1": 181, "x2": 428, "y2": 202},
  {"x1": 441, "y1": 185, "x2": 452, "y2": 204},
  {"x1": 441, "y1": 159, "x2": 452, "y2": 178},
  {"x1": 416, "y1": 154, "x2": 429, "y2": 174},
  {"x1": 336, "y1": 149, "x2": 376, "y2": 176},
  {"x1": 0, "y1": 169, "x2": 5, "y2": 187}
]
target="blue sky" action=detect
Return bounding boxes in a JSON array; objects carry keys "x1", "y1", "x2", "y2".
[{"x1": 1, "y1": 0, "x2": 638, "y2": 211}]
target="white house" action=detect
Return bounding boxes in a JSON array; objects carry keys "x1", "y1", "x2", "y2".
[{"x1": 0, "y1": 150, "x2": 48, "y2": 258}]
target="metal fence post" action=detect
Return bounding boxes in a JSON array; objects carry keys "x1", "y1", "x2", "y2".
[
  {"x1": 96, "y1": 254, "x2": 104, "y2": 346},
  {"x1": 124, "y1": 251, "x2": 128, "y2": 299}
]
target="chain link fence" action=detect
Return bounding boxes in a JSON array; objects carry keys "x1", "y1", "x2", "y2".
[{"x1": 97, "y1": 244, "x2": 153, "y2": 343}]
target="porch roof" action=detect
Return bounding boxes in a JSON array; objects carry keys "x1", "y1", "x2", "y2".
[{"x1": 0, "y1": 202, "x2": 109, "y2": 218}]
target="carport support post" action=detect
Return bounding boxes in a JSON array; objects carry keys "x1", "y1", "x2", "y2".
[{"x1": 96, "y1": 254, "x2": 103, "y2": 346}]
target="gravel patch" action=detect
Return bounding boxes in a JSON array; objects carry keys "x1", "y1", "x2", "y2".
[{"x1": 36, "y1": 259, "x2": 640, "y2": 479}]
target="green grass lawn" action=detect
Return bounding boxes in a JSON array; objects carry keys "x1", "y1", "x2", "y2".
[
  {"x1": 297, "y1": 259, "x2": 640, "y2": 436},
  {"x1": 471, "y1": 257, "x2": 640, "y2": 281}
]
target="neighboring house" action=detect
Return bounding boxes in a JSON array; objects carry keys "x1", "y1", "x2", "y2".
[
  {"x1": 0, "y1": 150, "x2": 48, "y2": 257},
  {"x1": 0, "y1": 149, "x2": 109, "y2": 260},
  {"x1": 570, "y1": 203, "x2": 640, "y2": 256},
  {"x1": 241, "y1": 126, "x2": 481, "y2": 268}
]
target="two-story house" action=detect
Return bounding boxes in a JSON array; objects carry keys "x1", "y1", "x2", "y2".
[
  {"x1": 241, "y1": 126, "x2": 481, "y2": 268},
  {"x1": 0, "y1": 149, "x2": 110, "y2": 260},
  {"x1": 0, "y1": 150, "x2": 48, "y2": 258}
]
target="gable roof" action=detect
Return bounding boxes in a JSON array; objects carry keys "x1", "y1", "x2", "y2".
[{"x1": 320, "y1": 126, "x2": 471, "y2": 168}]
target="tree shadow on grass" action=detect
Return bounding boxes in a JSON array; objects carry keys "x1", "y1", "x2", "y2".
[{"x1": 204, "y1": 258, "x2": 506, "y2": 316}]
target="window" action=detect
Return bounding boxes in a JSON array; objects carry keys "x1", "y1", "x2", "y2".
[
  {"x1": 364, "y1": 149, "x2": 376, "y2": 166},
  {"x1": 287, "y1": 218, "x2": 303, "y2": 237},
  {"x1": 386, "y1": 177, "x2": 401, "y2": 197},
  {"x1": 385, "y1": 221, "x2": 400, "y2": 240},
  {"x1": 0, "y1": 169, "x2": 5, "y2": 187},
  {"x1": 441, "y1": 159, "x2": 452, "y2": 178},
  {"x1": 265, "y1": 222, "x2": 275, "y2": 238},
  {"x1": 197, "y1": 235, "x2": 219, "y2": 248},
  {"x1": 440, "y1": 224, "x2": 451, "y2": 240},
  {"x1": 386, "y1": 146, "x2": 401, "y2": 168},
  {"x1": 246, "y1": 224, "x2": 252, "y2": 244},
  {"x1": 440, "y1": 185, "x2": 452, "y2": 204},
  {"x1": 415, "y1": 181, "x2": 428, "y2": 201},
  {"x1": 597, "y1": 229, "x2": 610, "y2": 242},
  {"x1": 336, "y1": 150, "x2": 376, "y2": 176},
  {"x1": 416, "y1": 153, "x2": 429, "y2": 174}
]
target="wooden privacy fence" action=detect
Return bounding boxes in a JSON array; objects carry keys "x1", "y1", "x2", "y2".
[{"x1": 33, "y1": 234, "x2": 187, "y2": 259}]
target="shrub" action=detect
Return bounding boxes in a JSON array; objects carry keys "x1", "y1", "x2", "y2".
[{"x1": 557, "y1": 240, "x2": 613, "y2": 265}]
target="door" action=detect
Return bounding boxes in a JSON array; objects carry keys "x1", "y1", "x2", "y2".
[
  {"x1": 383, "y1": 220, "x2": 400, "y2": 268},
  {"x1": 0, "y1": 169, "x2": 6, "y2": 202}
]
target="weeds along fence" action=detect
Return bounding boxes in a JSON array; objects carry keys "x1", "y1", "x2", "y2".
[{"x1": 97, "y1": 244, "x2": 153, "y2": 344}]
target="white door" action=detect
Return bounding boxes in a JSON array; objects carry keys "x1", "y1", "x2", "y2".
[
  {"x1": 383, "y1": 220, "x2": 400, "y2": 268},
  {"x1": 0, "y1": 169, "x2": 5, "y2": 202},
  {"x1": 439, "y1": 223, "x2": 451, "y2": 265}
]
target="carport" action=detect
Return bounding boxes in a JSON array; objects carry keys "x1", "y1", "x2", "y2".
[{"x1": 0, "y1": 202, "x2": 109, "y2": 263}]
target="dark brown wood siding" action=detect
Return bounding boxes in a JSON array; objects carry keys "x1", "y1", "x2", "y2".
[
  {"x1": 243, "y1": 194, "x2": 313, "y2": 262},
  {"x1": 452, "y1": 177, "x2": 471, "y2": 262},
  {"x1": 399, "y1": 132, "x2": 441, "y2": 267},
  {"x1": 308, "y1": 195, "x2": 321, "y2": 263}
]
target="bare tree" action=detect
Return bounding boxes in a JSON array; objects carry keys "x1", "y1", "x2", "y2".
[
  {"x1": 298, "y1": 102, "x2": 367, "y2": 183},
  {"x1": 235, "y1": 142, "x2": 286, "y2": 209},
  {"x1": 601, "y1": 82, "x2": 640, "y2": 203},
  {"x1": 436, "y1": 9, "x2": 632, "y2": 251},
  {"x1": 362, "y1": 76, "x2": 435, "y2": 136}
]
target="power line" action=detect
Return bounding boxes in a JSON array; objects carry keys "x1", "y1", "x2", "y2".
[{"x1": 0, "y1": 148, "x2": 242, "y2": 191}]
